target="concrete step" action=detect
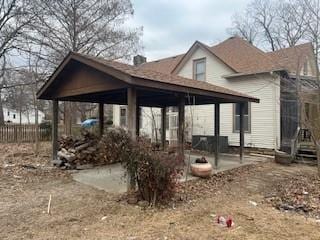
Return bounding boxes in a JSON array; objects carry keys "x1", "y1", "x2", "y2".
[
  {"x1": 298, "y1": 149, "x2": 316, "y2": 154},
  {"x1": 296, "y1": 153, "x2": 317, "y2": 159}
]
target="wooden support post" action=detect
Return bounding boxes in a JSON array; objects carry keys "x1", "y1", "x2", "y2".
[
  {"x1": 178, "y1": 96, "x2": 185, "y2": 158},
  {"x1": 98, "y1": 103, "x2": 104, "y2": 137},
  {"x1": 136, "y1": 106, "x2": 140, "y2": 137},
  {"x1": 127, "y1": 87, "x2": 137, "y2": 191},
  {"x1": 214, "y1": 103, "x2": 220, "y2": 168},
  {"x1": 161, "y1": 107, "x2": 166, "y2": 150},
  {"x1": 52, "y1": 100, "x2": 58, "y2": 161},
  {"x1": 239, "y1": 102, "x2": 245, "y2": 163}
]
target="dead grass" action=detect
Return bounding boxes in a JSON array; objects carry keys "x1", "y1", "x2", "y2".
[{"x1": 0, "y1": 143, "x2": 320, "y2": 240}]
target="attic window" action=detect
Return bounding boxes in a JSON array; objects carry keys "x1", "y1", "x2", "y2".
[{"x1": 193, "y1": 58, "x2": 206, "y2": 81}]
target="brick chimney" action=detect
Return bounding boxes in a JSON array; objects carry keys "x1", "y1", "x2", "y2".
[{"x1": 133, "y1": 55, "x2": 147, "y2": 66}]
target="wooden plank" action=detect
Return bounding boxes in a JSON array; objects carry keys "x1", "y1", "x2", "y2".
[
  {"x1": 161, "y1": 107, "x2": 166, "y2": 150},
  {"x1": 214, "y1": 103, "x2": 220, "y2": 168},
  {"x1": 127, "y1": 87, "x2": 137, "y2": 191},
  {"x1": 136, "y1": 106, "x2": 141, "y2": 137},
  {"x1": 178, "y1": 95, "x2": 185, "y2": 158},
  {"x1": 52, "y1": 100, "x2": 59, "y2": 160},
  {"x1": 239, "y1": 102, "x2": 245, "y2": 163},
  {"x1": 98, "y1": 103, "x2": 104, "y2": 137}
]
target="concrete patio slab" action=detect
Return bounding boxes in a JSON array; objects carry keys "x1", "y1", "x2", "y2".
[
  {"x1": 72, "y1": 153, "x2": 271, "y2": 193},
  {"x1": 72, "y1": 163, "x2": 127, "y2": 193}
]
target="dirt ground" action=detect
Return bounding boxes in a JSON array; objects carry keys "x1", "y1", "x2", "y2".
[{"x1": 1, "y1": 143, "x2": 320, "y2": 240}]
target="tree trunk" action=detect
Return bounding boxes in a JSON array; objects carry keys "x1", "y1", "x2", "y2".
[{"x1": 0, "y1": 88, "x2": 4, "y2": 125}]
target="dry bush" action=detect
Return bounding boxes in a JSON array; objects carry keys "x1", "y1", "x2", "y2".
[{"x1": 99, "y1": 128, "x2": 183, "y2": 204}]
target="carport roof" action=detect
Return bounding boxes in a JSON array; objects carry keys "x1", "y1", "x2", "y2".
[{"x1": 37, "y1": 52, "x2": 259, "y2": 105}]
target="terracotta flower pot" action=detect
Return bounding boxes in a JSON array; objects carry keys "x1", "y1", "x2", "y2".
[{"x1": 190, "y1": 163, "x2": 213, "y2": 178}]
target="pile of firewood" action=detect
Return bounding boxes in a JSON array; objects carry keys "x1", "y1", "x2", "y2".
[{"x1": 57, "y1": 130, "x2": 99, "y2": 168}]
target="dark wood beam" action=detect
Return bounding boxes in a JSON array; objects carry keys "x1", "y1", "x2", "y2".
[
  {"x1": 127, "y1": 87, "x2": 137, "y2": 191},
  {"x1": 161, "y1": 107, "x2": 166, "y2": 150},
  {"x1": 52, "y1": 100, "x2": 59, "y2": 161},
  {"x1": 136, "y1": 106, "x2": 141, "y2": 137},
  {"x1": 98, "y1": 103, "x2": 104, "y2": 137},
  {"x1": 214, "y1": 103, "x2": 220, "y2": 168},
  {"x1": 239, "y1": 102, "x2": 245, "y2": 163},
  {"x1": 178, "y1": 95, "x2": 185, "y2": 158}
]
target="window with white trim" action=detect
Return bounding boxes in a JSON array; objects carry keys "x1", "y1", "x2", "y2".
[
  {"x1": 120, "y1": 106, "x2": 127, "y2": 127},
  {"x1": 233, "y1": 103, "x2": 250, "y2": 132},
  {"x1": 193, "y1": 58, "x2": 206, "y2": 81}
]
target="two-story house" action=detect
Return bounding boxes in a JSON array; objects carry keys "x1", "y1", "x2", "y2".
[{"x1": 113, "y1": 36, "x2": 317, "y2": 152}]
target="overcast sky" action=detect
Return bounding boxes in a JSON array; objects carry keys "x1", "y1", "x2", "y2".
[{"x1": 129, "y1": 0, "x2": 251, "y2": 61}]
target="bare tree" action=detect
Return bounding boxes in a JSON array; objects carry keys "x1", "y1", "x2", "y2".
[
  {"x1": 229, "y1": 0, "x2": 308, "y2": 51},
  {"x1": 26, "y1": 0, "x2": 141, "y2": 135},
  {"x1": 0, "y1": 0, "x2": 34, "y2": 125},
  {"x1": 247, "y1": 0, "x2": 279, "y2": 51},
  {"x1": 228, "y1": 12, "x2": 258, "y2": 44},
  {"x1": 276, "y1": 0, "x2": 308, "y2": 48},
  {"x1": 301, "y1": 0, "x2": 320, "y2": 175},
  {"x1": 27, "y1": 0, "x2": 141, "y2": 65}
]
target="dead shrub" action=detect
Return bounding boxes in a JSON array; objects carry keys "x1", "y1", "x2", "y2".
[
  {"x1": 99, "y1": 128, "x2": 183, "y2": 205},
  {"x1": 98, "y1": 128, "x2": 133, "y2": 164}
]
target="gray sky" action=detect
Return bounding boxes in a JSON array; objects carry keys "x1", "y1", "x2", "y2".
[{"x1": 129, "y1": 0, "x2": 251, "y2": 61}]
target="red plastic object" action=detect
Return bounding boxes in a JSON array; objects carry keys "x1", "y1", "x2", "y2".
[{"x1": 226, "y1": 218, "x2": 233, "y2": 228}]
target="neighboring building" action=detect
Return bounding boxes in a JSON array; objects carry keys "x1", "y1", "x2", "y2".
[
  {"x1": 3, "y1": 107, "x2": 45, "y2": 124},
  {"x1": 113, "y1": 36, "x2": 317, "y2": 151}
]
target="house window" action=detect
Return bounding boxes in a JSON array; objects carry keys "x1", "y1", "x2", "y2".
[
  {"x1": 120, "y1": 106, "x2": 127, "y2": 127},
  {"x1": 170, "y1": 115, "x2": 178, "y2": 128},
  {"x1": 233, "y1": 103, "x2": 250, "y2": 132},
  {"x1": 303, "y1": 61, "x2": 308, "y2": 76},
  {"x1": 7, "y1": 111, "x2": 10, "y2": 116},
  {"x1": 13, "y1": 114, "x2": 16, "y2": 119},
  {"x1": 193, "y1": 58, "x2": 206, "y2": 81},
  {"x1": 165, "y1": 115, "x2": 169, "y2": 130}
]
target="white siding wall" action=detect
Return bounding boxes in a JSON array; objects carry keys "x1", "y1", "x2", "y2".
[
  {"x1": 178, "y1": 47, "x2": 281, "y2": 149},
  {"x1": 113, "y1": 46, "x2": 281, "y2": 149},
  {"x1": 113, "y1": 105, "x2": 168, "y2": 142},
  {"x1": 3, "y1": 107, "x2": 45, "y2": 124}
]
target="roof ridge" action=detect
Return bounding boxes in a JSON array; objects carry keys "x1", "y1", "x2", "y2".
[
  {"x1": 141, "y1": 53, "x2": 185, "y2": 64},
  {"x1": 266, "y1": 42, "x2": 313, "y2": 54}
]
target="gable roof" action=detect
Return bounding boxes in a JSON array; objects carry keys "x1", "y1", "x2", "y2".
[
  {"x1": 37, "y1": 51, "x2": 259, "y2": 103},
  {"x1": 171, "y1": 41, "x2": 237, "y2": 74},
  {"x1": 209, "y1": 37, "x2": 277, "y2": 74},
  {"x1": 140, "y1": 36, "x2": 315, "y2": 77},
  {"x1": 266, "y1": 43, "x2": 315, "y2": 75}
]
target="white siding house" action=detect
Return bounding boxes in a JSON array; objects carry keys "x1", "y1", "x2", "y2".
[
  {"x1": 113, "y1": 37, "x2": 316, "y2": 150},
  {"x1": 176, "y1": 47, "x2": 281, "y2": 149},
  {"x1": 3, "y1": 107, "x2": 45, "y2": 124}
]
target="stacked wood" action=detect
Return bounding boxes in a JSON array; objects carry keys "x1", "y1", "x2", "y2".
[{"x1": 57, "y1": 130, "x2": 99, "y2": 168}]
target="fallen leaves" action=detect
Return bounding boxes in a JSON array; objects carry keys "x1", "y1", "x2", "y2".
[{"x1": 266, "y1": 173, "x2": 320, "y2": 218}]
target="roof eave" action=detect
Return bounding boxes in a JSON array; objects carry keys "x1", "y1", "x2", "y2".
[{"x1": 223, "y1": 69, "x2": 286, "y2": 79}]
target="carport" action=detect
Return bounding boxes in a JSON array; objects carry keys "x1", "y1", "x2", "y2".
[{"x1": 37, "y1": 51, "x2": 259, "y2": 189}]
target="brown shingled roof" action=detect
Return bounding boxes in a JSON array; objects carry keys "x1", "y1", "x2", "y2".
[
  {"x1": 209, "y1": 37, "x2": 276, "y2": 74},
  {"x1": 266, "y1": 43, "x2": 315, "y2": 75},
  {"x1": 140, "y1": 36, "x2": 314, "y2": 76},
  {"x1": 74, "y1": 52, "x2": 258, "y2": 102}
]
